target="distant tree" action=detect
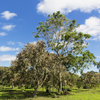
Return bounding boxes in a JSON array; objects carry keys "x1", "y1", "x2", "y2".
[
  {"x1": 0, "y1": 66, "x2": 18, "y2": 89},
  {"x1": 0, "y1": 66, "x2": 8, "y2": 85},
  {"x1": 76, "y1": 76, "x2": 83, "y2": 89},
  {"x1": 81, "y1": 71, "x2": 97, "y2": 89},
  {"x1": 94, "y1": 73, "x2": 100, "y2": 88},
  {"x1": 68, "y1": 73, "x2": 78, "y2": 89}
]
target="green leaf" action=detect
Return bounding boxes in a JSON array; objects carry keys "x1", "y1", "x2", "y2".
[{"x1": 35, "y1": 35, "x2": 39, "y2": 38}]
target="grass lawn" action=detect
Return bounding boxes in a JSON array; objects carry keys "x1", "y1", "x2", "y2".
[{"x1": 0, "y1": 85, "x2": 100, "y2": 100}]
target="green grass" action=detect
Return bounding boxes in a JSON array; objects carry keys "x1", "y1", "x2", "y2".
[{"x1": 0, "y1": 85, "x2": 100, "y2": 100}]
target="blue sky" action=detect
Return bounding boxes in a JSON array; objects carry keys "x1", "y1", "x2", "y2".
[{"x1": 0, "y1": 0, "x2": 100, "y2": 75}]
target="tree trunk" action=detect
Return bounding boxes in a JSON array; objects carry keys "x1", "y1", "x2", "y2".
[
  {"x1": 46, "y1": 87, "x2": 50, "y2": 93},
  {"x1": 33, "y1": 88, "x2": 38, "y2": 97},
  {"x1": 50, "y1": 86, "x2": 51, "y2": 92},
  {"x1": 22, "y1": 84, "x2": 25, "y2": 92},
  {"x1": 65, "y1": 80, "x2": 67, "y2": 91},
  {"x1": 58, "y1": 72, "x2": 62, "y2": 92},
  {"x1": 33, "y1": 81, "x2": 39, "y2": 97},
  {"x1": 33, "y1": 74, "x2": 48, "y2": 97},
  {"x1": 59, "y1": 81, "x2": 62, "y2": 92},
  {"x1": 11, "y1": 82, "x2": 13, "y2": 89}
]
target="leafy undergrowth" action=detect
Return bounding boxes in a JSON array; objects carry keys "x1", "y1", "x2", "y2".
[{"x1": 0, "y1": 85, "x2": 100, "y2": 100}]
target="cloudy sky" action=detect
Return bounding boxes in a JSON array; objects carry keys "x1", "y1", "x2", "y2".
[{"x1": 0, "y1": 0, "x2": 100, "y2": 75}]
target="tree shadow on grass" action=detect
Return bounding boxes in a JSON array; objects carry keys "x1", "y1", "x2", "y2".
[
  {"x1": 71, "y1": 89, "x2": 90, "y2": 94},
  {"x1": 36, "y1": 91, "x2": 51, "y2": 97},
  {"x1": 0, "y1": 88, "x2": 77, "y2": 99},
  {"x1": 37, "y1": 91, "x2": 74, "y2": 97},
  {"x1": 0, "y1": 89, "x2": 51, "y2": 99},
  {"x1": 0, "y1": 89, "x2": 34, "y2": 99}
]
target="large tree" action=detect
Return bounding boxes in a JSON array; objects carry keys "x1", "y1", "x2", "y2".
[
  {"x1": 11, "y1": 40, "x2": 57, "y2": 97},
  {"x1": 33, "y1": 11, "x2": 96, "y2": 92}
]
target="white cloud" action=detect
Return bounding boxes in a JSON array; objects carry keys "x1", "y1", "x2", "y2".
[
  {"x1": 17, "y1": 42, "x2": 24, "y2": 46},
  {"x1": 7, "y1": 41, "x2": 15, "y2": 45},
  {"x1": 30, "y1": 41, "x2": 37, "y2": 45},
  {"x1": 16, "y1": 52, "x2": 19, "y2": 55},
  {"x1": 96, "y1": 56, "x2": 100, "y2": 58},
  {"x1": 90, "y1": 36, "x2": 100, "y2": 41},
  {"x1": 37, "y1": 0, "x2": 100, "y2": 14},
  {"x1": 50, "y1": 51, "x2": 55, "y2": 54},
  {"x1": 0, "y1": 54, "x2": 16, "y2": 61},
  {"x1": 2, "y1": 25, "x2": 16, "y2": 31},
  {"x1": 0, "y1": 32, "x2": 7, "y2": 36},
  {"x1": 76, "y1": 17, "x2": 100, "y2": 41},
  {"x1": 0, "y1": 46, "x2": 19, "y2": 51},
  {"x1": 1, "y1": 11, "x2": 17, "y2": 20}
]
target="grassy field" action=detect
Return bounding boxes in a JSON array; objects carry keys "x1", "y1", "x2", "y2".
[{"x1": 0, "y1": 85, "x2": 100, "y2": 100}]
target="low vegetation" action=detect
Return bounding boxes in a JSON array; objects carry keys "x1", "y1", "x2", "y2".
[{"x1": 0, "y1": 85, "x2": 100, "y2": 100}]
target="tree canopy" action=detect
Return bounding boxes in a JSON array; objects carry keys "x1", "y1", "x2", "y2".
[{"x1": 33, "y1": 11, "x2": 97, "y2": 92}]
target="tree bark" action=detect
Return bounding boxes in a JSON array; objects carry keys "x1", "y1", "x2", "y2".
[
  {"x1": 65, "y1": 81, "x2": 67, "y2": 91},
  {"x1": 50, "y1": 86, "x2": 51, "y2": 92},
  {"x1": 33, "y1": 88, "x2": 38, "y2": 97},
  {"x1": 33, "y1": 81, "x2": 39, "y2": 97},
  {"x1": 59, "y1": 81, "x2": 62, "y2": 92},
  {"x1": 58, "y1": 72, "x2": 62, "y2": 92},
  {"x1": 46, "y1": 87, "x2": 50, "y2": 93},
  {"x1": 22, "y1": 84, "x2": 25, "y2": 92},
  {"x1": 11, "y1": 82, "x2": 13, "y2": 89}
]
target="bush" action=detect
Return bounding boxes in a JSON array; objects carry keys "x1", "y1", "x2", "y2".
[
  {"x1": 76, "y1": 82, "x2": 82, "y2": 89},
  {"x1": 0, "y1": 85, "x2": 4, "y2": 89},
  {"x1": 0, "y1": 81, "x2": 3, "y2": 85},
  {"x1": 67, "y1": 88, "x2": 71, "y2": 91},
  {"x1": 56, "y1": 92, "x2": 61, "y2": 95},
  {"x1": 63, "y1": 90, "x2": 67, "y2": 95},
  {"x1": 76, "y1": 78, "x2": 83, "y2": 89},
  {"x1": 51, "y1": 93, "x2": 57, "y2": 98},
  {"x1": 57, "y1": 95, "x2": 60, "y2": 98},
  {"x1": 6, "y1": 83, "x2": 11, "y2": 87},
  {"x1": 25, "y1": 85, "x2": 31, "y2": 89},
  {"x1": 83, "y1": 85, "x2": 89, "y2": 89},
  {"x1": 61, "y1": 91, "x2": 63, "y2": 94}
]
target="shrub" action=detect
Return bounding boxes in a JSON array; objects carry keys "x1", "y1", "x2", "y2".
[
  {"x1": 56, "y1": 92, "x2": 61, "y2": 95},
  {"x1": 67, "y1": 88, "x2": 71, "y2": 91},
  {"x1": 51, "y1": 93, "x2": 57, "y2": 98},
  {"x1": 63, "y1": 90, "x2": 67, "y2": 95},
  {"x1": 0, "y1": 81, "x2": 3, "y2": 85},
  {"x1": 57, "y1": 95, "x2": 60, "y2": 98},
  {"x1": 0, "y1": 85, "x2": 4, "y2": 89},
  {"x1": 6, "y1": 83, "x2": 11, "y2": 87},
  {"x1": 76, "y1": 82, "x2": 82, "y2": 89},
  {"x1": 25, "y1": 84, "x2": 31, "y2": 89},
  {"x1": 61, "y1": 91, "x2": 63, "y2": 95},
  {"x1": 76, "y1": 78, "x2": 83, "y2": 89},
  {"x1": 83, "y1": 85, "x2": 89, "y2": 89}
]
